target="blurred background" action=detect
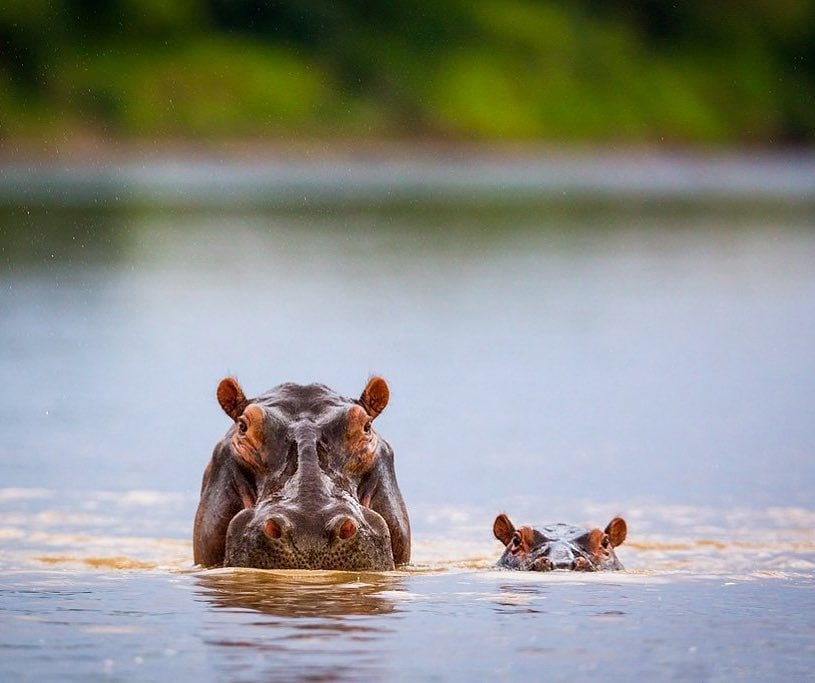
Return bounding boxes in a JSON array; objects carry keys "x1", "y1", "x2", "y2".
[
  {"x1": 1, "y1": 1, "x2": 814, "y2": 522},
  {"x1": 1, "y1": 0, "x2": 814, "y2": 145}
]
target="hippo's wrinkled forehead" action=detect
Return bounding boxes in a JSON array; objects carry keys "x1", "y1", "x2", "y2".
[
  {"x1": 253, "y1": 383, "x2": 353, "y2": 424},
  {"x1": 536, "y1": 523, "x2": 592, "y2": 544}
]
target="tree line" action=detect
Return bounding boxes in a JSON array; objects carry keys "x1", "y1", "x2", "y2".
[{"x1": 1, "y1": 0, "x2": 813, "y2": 144}]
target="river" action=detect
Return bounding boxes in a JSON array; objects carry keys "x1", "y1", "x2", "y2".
[{"x1": 1, "y1": 154, "x2": 814, "y2": 680}]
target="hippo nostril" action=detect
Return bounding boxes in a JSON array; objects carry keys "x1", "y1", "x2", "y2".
[
  {"x1": 532, "y1": 557, "x2": 554, "y2": 572},
  {"x1": 336, "y1": 517, "x2": 357, "y2": 541},
  {"x1": 264, "y1": 518, "x2": 283, "y2": 540},
  {"x1": 574, "y1": 557, "x2": 592, "y2": 571}
]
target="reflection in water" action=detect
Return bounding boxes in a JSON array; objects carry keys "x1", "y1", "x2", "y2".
[
  {"x1": 0, "y1": 206, "x2": 131, "y2": 270},
  {"x1": 195, "y1": 569, "x2": 404, "y2": 618},
  {"x1": 490, "y1": 582, "x2": 549, "y2": 615},
  {"x1": 194, "y1": 570, "x2": 408, "y2": 681}
]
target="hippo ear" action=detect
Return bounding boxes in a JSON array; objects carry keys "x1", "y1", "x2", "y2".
[
  {"x1": 605, "y1": 517, "x2": 627, "y2": 547},
  {"x1": 493, "y1": 513, "x2": 516, "y2": 546},
  {"x1": 217, "y1": 377, "x2": 248, "y2": 421},
  {"x1": 359, "y1": 377, "x2": 389, "y2": 419}
]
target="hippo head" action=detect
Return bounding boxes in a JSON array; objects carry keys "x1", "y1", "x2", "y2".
[
  {"x1": 493, "y1": 514, "x2": 627, "y2": 571},
  {"x1": 193, "y1": 377, "x2": 410, "y2": 570}
]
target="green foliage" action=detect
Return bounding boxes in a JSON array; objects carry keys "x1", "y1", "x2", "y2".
[
  {"x1": 53, "y1": 39, "x2": 339, "y2": 136},
  {"x1": 0, "y1": 0, "x2": 812, "y2": 143}
]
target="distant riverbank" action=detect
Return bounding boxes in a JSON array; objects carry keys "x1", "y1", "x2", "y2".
[{"x1": 1, "y1": 147, "x2": 814, "y2": 207}]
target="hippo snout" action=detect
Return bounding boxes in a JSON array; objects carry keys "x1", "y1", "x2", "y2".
[
  {"x1": 530, "y1": 545, "x2": 580, "y2": 571},
  {"x1": 223, "y1": 502, "x2": 394, "y2": 571},
  {"x1": 531, "y1": 557, "x2": 555, "y2": 571},
  {"x1": 532, "y1": 558, "x2": 577, "y2": 571},
  {"x1": 261, "y1": 510, "x2": 363, "y2": 556},
  {"x1": 260, "y1": 513, "x2": 358, "y2": 544}
]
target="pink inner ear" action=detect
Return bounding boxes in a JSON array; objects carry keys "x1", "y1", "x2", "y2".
[
  {"x1": 217, "y1": 377, "x2": 247, "y2": 420},
  {"x1": 493, "y1": 514, "x2": 515, "y2": 545},
  {"x1": 606, "y1": 517, "x2": 628, "y2": 547},
  {"x1": 361, "y1": 377, "x2": 389, "y2": 417}
]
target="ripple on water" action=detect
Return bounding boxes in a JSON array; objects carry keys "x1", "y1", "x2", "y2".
[{"x1": 1, "y1": 488, "x2": 814, "y2": 581}]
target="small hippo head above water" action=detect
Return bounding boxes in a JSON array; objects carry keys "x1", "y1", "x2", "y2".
[
  {"x1": 493, "y1": 514, "x2": 627, "y2": 571},
  {"x1": 193, "y1": 377, "x2": 410, "y2": 571}
]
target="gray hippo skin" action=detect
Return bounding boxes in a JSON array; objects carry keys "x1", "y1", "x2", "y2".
[
  {"x1": 194, "y1": 377, "x2": 410, "y2": 570},
  {"x1": 493, "y1": 514, "x2": 627, "y2": 571}
]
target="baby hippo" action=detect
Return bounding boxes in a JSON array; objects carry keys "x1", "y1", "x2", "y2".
[{"x1": 493, "y1": 513, "x2": 627, "y2": 571}]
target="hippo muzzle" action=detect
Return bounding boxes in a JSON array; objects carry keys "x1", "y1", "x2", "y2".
[
  {"x1": 525, "y1": 538, "x2": 608, "y2": 572},
  {"x1": 224, "y1": 499, "x2": 395, "y2": 570}
]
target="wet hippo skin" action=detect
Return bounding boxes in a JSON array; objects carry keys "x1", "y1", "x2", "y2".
[
  {"x1": 493, "y1": 514, "x2": 627, "y2": 571},
  {"x1": 194, "y1": 377, "x2": 410, "y2": 570}
]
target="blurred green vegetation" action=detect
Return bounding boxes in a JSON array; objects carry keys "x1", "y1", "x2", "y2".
[{"x1": 1, "y1": 0, "x2": 813, "y2": 145}]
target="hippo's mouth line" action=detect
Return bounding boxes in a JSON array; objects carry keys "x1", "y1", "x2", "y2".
[{"x1": 527, "y1": 548, "x2": 600, "y2": 572}]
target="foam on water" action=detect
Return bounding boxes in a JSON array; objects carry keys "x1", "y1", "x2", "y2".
[{"x1": 2, "y1": 488, "x2": 813, "y2": 581}]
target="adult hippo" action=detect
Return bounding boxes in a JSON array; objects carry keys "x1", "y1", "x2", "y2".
[
  {"x1": 493, "y1": 514, "x2": 627, "y2": 571},
  {"x1": 194, "y1": 377, "x2": 410, "y2": 570}
]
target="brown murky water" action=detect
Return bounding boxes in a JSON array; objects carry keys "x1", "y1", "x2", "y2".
[{"x1": 2, "y1": 171, "x2": 815, "y2": 680}]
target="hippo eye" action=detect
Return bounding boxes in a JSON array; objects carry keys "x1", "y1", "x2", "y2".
[
  {"x1": 363, "y1": 421, "x2": 372, "y2": 434},
  {"x1": 601, "y1": 535, "x2": 610, "y2": 549},
  {"x1": 237, "y1": 418, "x2": 248, "y2": 435}
]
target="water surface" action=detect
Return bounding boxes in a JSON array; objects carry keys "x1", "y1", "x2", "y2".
[{"x1": 1, "y1": 160, "x2": 814, "y2": 680}]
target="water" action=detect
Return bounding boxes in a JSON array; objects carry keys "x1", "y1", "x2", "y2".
[{"x1": 1, "y1": 158, "x2": 815, "y2": 680}]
